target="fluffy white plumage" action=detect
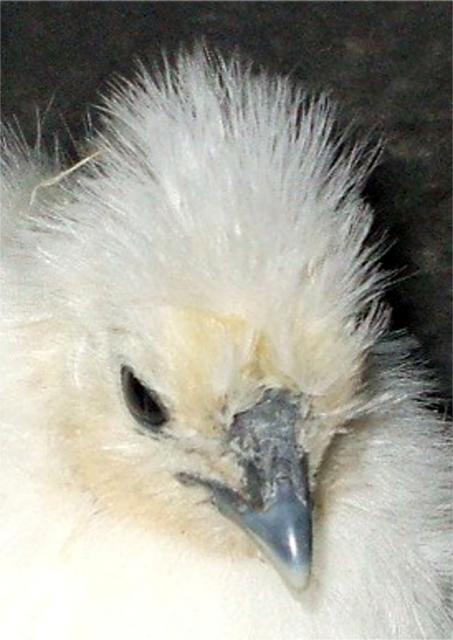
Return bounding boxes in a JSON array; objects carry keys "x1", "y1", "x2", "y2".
[{"x1": 1, "y1": 49, "x2": 451, "y2": 639}]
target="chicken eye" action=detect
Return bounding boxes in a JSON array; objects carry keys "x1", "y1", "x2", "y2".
[{"x1": 121, "y1": 366, "x2": 168, "y2": 432}]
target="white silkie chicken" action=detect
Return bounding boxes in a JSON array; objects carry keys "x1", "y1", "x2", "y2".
[{"x1": 1, "y1": 49, "x2": 451, "y2": 640}]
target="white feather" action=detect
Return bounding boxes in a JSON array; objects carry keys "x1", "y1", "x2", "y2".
[{"x1": 1, "y1": 48, "x2": 451, "y2": 639}]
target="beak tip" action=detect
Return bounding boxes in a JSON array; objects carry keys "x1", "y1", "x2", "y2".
[
  {"x1": 281, "y1": 565, "x2": 311, "y2": 593},
  {"x1": 260, "y1": 530, "x2": 312, "y2": 594}
]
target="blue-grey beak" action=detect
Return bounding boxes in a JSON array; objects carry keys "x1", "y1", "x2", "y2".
[
  {"x1": 210, "y1": 469, "x2": 312, "y2": 592},
  {"x1": 178, "y1": 389, "x2": 312, "y2": 592}
]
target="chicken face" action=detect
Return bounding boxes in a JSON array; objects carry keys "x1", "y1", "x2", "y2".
[{"x1": 57, "y1": 303, "x2": 362, "y2": 591}]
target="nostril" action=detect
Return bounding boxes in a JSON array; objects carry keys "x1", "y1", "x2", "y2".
[{"x1": 243, "y1": 460, "x2": 264, "y2": 510}]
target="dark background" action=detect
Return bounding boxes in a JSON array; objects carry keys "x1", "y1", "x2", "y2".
[{"x1": 2, "y1": 2, "x2": 451, "y2": 408}]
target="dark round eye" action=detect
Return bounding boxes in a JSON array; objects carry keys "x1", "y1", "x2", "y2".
[{"x1": 121, "y1": 365, "x2": 168, "y2": 432}]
